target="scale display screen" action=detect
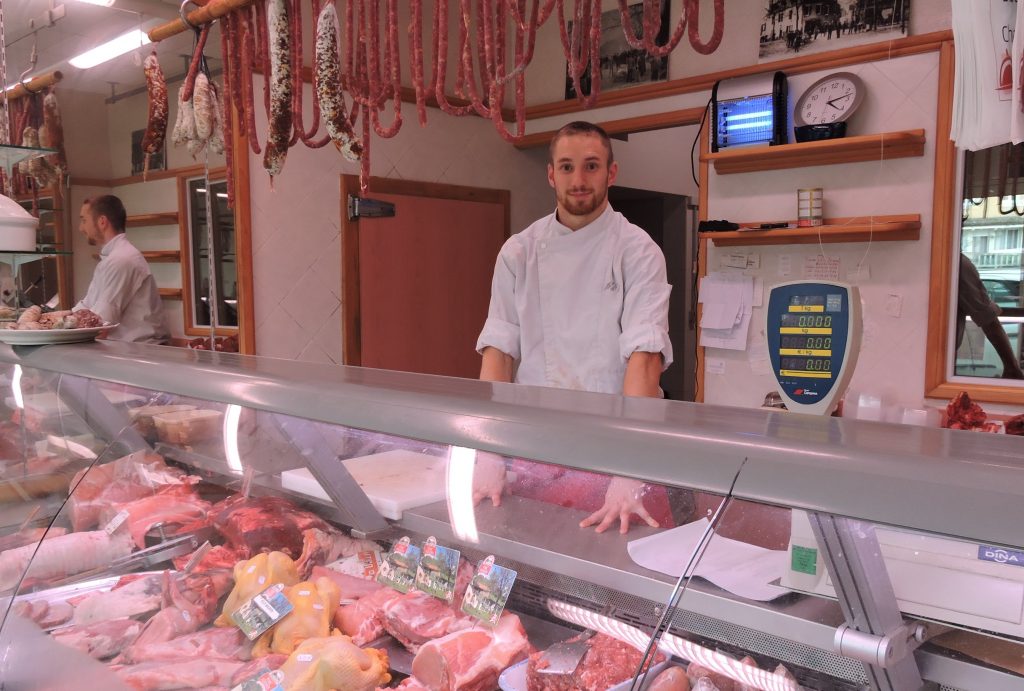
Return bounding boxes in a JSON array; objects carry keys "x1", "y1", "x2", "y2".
[{"x1": 765, "y1": 281, "x2": 861, "y2": 415}]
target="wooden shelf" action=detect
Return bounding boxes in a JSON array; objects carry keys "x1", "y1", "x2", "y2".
[
  {"x1": 92, "y1": 250, "x2": 182, "y2": 262},
  {"x1": 126, "y1": 212, "x2": 179, "y2": 227},
  {"x1": 159, "y1": 288, "x2": 183, "y2": 300},
  {"x1": 701, "y1": 214, "x2": 921, "y2": 247},
  {"x1": 701, "y1": 129, "x2": 926, "y2": 175}
]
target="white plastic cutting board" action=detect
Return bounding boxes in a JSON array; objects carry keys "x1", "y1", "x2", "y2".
[{"x1": 280, "y1": 449, "x2": 447, "y2": 520}]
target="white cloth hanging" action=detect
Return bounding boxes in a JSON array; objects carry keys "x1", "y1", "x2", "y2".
[{"x1": 1011, "y1": 2, "x2": 1024, "y2": 143}]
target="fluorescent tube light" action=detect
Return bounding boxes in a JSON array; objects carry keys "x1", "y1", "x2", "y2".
[
  {"x1": 70, "y1": 0, "x2": 117, "y2": 6},
  {"x1": 69, "y1": 28, "x2": 150, "y2": 69}
]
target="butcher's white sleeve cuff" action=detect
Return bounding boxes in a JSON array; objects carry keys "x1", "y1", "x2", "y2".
[
  {"x1": 620, "y1": 327, "x2": 673, "y2": 371},
  {"x1": 476, "y1": 318, "x2": 521, "y2": 360}
]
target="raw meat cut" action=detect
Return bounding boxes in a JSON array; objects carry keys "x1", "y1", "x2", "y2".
[
  {"x1": 72, "y1": 573, "x2": 164, "y2": 625},
  {"x1": 173, "y1": 544, "x2": 241, "y2": 573},
  {"x1": 0, "y1": 529, "x2": 134, "y2": 591},
  {"x1": 649, "y1": 667, "x2": 691, "y2": 691},
  {"x1": 382, "y1": 591, "x2": 475, "y2": 653},
  {"x1": 11, "y1": 597, "x2": 73, "y2": 628},
  {"x1": 51, "y1": 617, "x2": 143, "y2": 659},
  {"x1": 231, "y1": 653, "x2": 289, "y2": 686},
  {"x1": 112, "y1": 657, "x2": 246, "y2": 690},
  {"x1": 208, "y1": 495, "x2": 331, "y2": 559},
  {"x1": 118, "y1": 626, "x2": 252, "y2": 665},
  {"x1": 131, "y1": 570, "x2": 231, "y2": 649},
  {"x1": 526, "y1": 633, "x2": 663, "y2": 691},
  {"x1": 278, "y1": 635, "x2": 390, "y2": 691},
  {"x1": 215, "y1": 551, "x2": 300, "y2": 627},
  {"x1": 411, "y1": 612, "x2": 531, "y2": 691},
  {"x1": 68, "y1": 451, "x2": 193, "y2": 532},
  {"x1": 294, "y1": 527, "x2": 377, "y2": 579},
  {"x1": 0, "y1": 526, "x2": 66, "y2": 553},
  {"x1": 99, "y1": 484, "x2": 211, "y2": 548},
  {"x1": 253, "y1": 576, "x2": 341, "y2": 656},
  {"x1": 687, "y1": 662, "x2": 736, "y2": 691},
  {"x1": 1006, "y1": 413, "x2": 1024, "y2": 435},
  {"x1": 334, "y1": 585, "x2": 401, "y2": 644},
  {"x1": 310, "y1": 565, "x2": 383, "y2": 600},
  {"x1": 944, "y1": 392, "x2": 988, "y2": 431}
]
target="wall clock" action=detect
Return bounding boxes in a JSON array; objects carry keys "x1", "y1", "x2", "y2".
[{"x1": 793, "y1": 71, "x2": 865, "y2": 142}]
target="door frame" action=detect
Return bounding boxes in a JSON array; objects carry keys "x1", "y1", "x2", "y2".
[{"x1": 340, "y1": 175, "x2": 511, "y2": 366}]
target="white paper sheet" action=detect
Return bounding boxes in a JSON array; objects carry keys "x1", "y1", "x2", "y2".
[
  {"x1": 699, "y1": 272, "x2": 753, "y2": 351},
  {"x1": 627, "y1": 518, "x2": 791, "y2": 601}
]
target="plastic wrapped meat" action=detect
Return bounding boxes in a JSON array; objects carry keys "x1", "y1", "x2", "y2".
[
  {"x1": 411, "y1": 612, "x2": 531, "y2": 691},
  {"x1": 278, "y1": 635, "x2": 390, "y2": 691},
  {"x1": 68, "y1": 451, "x2": 194, "y2": 532},
  {"x1": 215, "y1": 551, "x2": 300, "y2": 628},
  {"x1": 0, "y1": 529, "x2": 134, "y2": 591},
  {"x1": 253, "y1": 576, "x2": 341, "y2": 656}
]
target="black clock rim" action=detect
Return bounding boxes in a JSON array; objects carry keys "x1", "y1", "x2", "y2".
[{"x1": 793, "y1": 71, "x2": 865, "y2": 127}]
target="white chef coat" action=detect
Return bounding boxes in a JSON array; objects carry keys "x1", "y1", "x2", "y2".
[
  {"x1": 74, "y1": 234, "x2": 169, "y2": 344},
  {"x1": 476, "y1": 205, "x2": 672, "y2": 394}
]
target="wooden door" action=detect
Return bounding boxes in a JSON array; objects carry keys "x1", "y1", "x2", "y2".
[{"x1": 341, "y1": 176, "x2": 510, "y2": 378}]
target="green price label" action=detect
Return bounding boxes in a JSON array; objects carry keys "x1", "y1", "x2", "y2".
[{"x1": 791, "y1": 545, "x2": 818, "y2": 575}]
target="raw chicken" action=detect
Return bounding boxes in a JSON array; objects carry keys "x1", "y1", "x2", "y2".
[
  {"x1": 214, "y1": 551, "x2": 300, "y2": 627},
  {"x1": 411, "y1": 612, "x2": 531, "y2": 691},
  {"x1": 253, "y1": 576, "x2": 341, "y2": 656},
  {"x1": 382, "y1": 591, "x2": 476, "y2": 652},
  {"x1": 112, "y1": 658, "x2": 246, "y2": 690},
  {"x1": 71, "y1": 573, "x2": 164, "y2": 625},
  {"x1": 51, "y1": 617, "x2": 143, "y2": 659},
  {"x1": 68, "y1": 451, "x2": 192, "y2": 532},
  {"x1": 99, "y1": 484, "x2": 211, "y2": 548},
  {"x1": 278, "y1": 634, "x2": 390, "y2": 691},
  {"x1": 0, "y1": 529, "x2": 134, "y2": 591},
  {"x1": 118, "y1": 626, "x2": 252, "y2": 665},
  {"x1": 334, "y1": 585, "x2": 402, "y2": 644}
]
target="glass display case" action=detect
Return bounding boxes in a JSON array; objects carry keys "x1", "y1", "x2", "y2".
[{"x1": 0, "y1": 342, "x2": 1021, "y2": 691}]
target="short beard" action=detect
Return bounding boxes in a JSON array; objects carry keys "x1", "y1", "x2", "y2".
[{"x1": 559, "y1": 187, "x2": 607, "y2": 218}]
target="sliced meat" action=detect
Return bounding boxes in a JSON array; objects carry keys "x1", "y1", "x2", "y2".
[{"x1": 412, "y1": 612, "x2": 531, "y2": 691}]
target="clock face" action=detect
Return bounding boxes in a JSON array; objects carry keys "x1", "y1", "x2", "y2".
[{"x1": 794, "y1": 72, "x2": 864, "y2": 127}]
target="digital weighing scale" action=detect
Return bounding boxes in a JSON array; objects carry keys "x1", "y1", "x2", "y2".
[{"x1": 765, "y1": 281, "x2": 862, "y2": 415}]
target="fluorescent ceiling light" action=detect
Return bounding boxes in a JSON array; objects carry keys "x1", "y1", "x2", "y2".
[
  {"x1": 69, "y1": 28, "x2": 150, "y2": 69},
  {"x1": 70, "y1": 0, "x2": 117, "y2": 6}
]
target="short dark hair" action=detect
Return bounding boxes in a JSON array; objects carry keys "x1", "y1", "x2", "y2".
[
  {"x1": 83, "y1": 195, "x2": 127, "y2": 233},
  {"x1": 549, "y1": 121, "x2": 614, "y2": 165}
]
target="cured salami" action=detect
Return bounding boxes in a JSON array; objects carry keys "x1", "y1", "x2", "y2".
[
  {"x1": 141, "y1": 52, "x2": 169, "y2": 178},
  {"x1": 262, "y1": 0, "x2": 292, "y2": 177}
]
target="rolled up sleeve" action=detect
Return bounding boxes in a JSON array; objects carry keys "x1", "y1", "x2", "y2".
[
  {"x1": 476, "y1": 246, "x2": 522, "y2": 360},
  {"x1": 618, "y1": 243, "x2": 673, "y2": 370}
]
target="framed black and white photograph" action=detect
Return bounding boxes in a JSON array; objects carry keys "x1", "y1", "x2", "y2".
[
  {"x1": 131, "y1": 128, "x2": 165, "y2": 175},
  {"x1": 565, "y1": 0, "x2": 670, "y2": 100},
  {"x1": 758, "y1": 0, "x2": 910, "y2": 62}
]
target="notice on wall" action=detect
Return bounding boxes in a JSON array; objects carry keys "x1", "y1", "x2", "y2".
[{"x1": 803, "y1": 254, "x2": 841, "y2": 281}]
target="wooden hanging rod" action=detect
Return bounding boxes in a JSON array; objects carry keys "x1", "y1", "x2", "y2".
[
  {"x1": 6, "y1": 71, "x2": 63, "y2": 101},
  {"x1": 148, "y1": 0, "x2": 250, "y2": 43}
]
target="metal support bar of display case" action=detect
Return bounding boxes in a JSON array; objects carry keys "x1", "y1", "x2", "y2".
[
  {"x1": 808, "y1": 513, "x2": 935, "y2": 691},
  {"x1": 55, "y1": 374, "x2": 150, "y2": 455},
  {"x1": 271, "y1": 414, "x2": 390, "y2": 539}
]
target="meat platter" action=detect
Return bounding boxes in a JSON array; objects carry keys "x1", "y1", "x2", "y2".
[{"x1": 498, "y1": 658, "x2": 672, "y2": 691}]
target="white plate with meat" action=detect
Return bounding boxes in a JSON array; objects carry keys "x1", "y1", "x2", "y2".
[{"x1": 0, "y1": 324, "x2": 117, "y2": 346}]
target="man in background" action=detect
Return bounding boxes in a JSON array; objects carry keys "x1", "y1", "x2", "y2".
[
  {"x1": 957, "y1": 253, "x2": 1023, "y2": 379},
  {"x1": 76, "y1": 195, "x2": 168, "y2": 344}
]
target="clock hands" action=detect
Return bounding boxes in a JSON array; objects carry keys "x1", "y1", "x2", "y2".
[{"x1": 826, "y1": 93, "x2": 853, "y2": 107}]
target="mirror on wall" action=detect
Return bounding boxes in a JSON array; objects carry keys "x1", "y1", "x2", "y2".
[
  {"x1": 184, "y1": 177, "x2": 237, "y2": 330},
  {"x1": 955, "y1": 144, "x2": 1024, "y2": 380}
]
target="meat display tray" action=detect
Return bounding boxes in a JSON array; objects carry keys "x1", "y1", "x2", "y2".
[{"x1": 498, "y1": 658, "x2": 671, "y2": 691}]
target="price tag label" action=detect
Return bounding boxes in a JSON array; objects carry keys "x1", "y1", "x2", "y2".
[
  {"x1": 376, "y1": 536, "x2": 421, "y2": 593},
  {"x1": 414, "y1": 536, "x2": 461, "y2": 603},
  {"x1": 230, "y1": 668, "x2": 284, "y2": 691},
  {"x1": 461, "y1": 555, "x2": 517, "y2": 626},
  {"x1": 230, "y1": 583, "x2": 293, "y2": 640},
  {"x1": 103, "y1": 510, "x2": 130, "y2": 536}
]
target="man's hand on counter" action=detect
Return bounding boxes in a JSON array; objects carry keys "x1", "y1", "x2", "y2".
[
  {"x1": 579, "y1": 476, "x2": 659, "y2": 534},
  {"x1": 472, "y1": 451, "x2": 507, "y2": 507}
]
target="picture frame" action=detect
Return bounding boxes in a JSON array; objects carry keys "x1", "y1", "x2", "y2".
[
  {"x1": 565, "y1": 0, "x2": 670, "y2": 100},
  {"x1": 131, "y1": 128, "x2": 165, "y2": 176},
  {"x1": 758, "y1": 0, "x2": 910, "y2": 62}
]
